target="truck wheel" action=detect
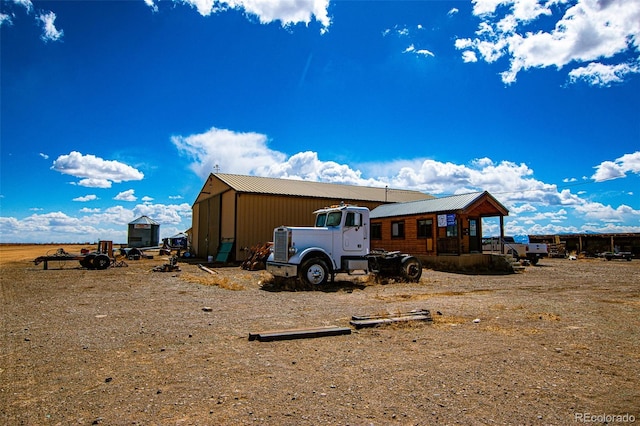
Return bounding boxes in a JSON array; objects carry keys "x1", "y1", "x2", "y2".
[
  {"x1": 528, "y1": 256, "x2": 539, "y2": 266},
  {"x1": 299, "y1": 258, "x2": 329, "y2": 286},
  {"x1": 93, "y1": 254, "x2": 111, "y2": 270},
  {"x1": 401, "y1": 256, "x2": 422, "y2": 282}
]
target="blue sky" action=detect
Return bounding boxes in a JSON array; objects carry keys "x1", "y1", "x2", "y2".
[{"x1": 1, "y1": 0, "x2": 639, "y2": 243}]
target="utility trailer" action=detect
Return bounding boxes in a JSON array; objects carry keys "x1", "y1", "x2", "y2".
[
  {"x1": 33, "y1": 241, "x2": 115, "y2": 270},
  {"x1": 266, "y1": 204, "x2": 422, "y2": 286}
]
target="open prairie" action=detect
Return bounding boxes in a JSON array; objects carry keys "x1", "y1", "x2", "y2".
[{"x1": 1, "y1": 245, "x2": 639, "y2": 425}]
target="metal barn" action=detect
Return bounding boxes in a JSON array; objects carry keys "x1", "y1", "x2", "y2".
[{"x1": 191, "y1": 173, "x2": 432, "y2": 261}]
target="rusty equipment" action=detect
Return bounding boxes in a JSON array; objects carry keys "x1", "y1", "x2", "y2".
[
  {"x1": 241, "y1": 242, "x2": 272, "y2": 271},
  {"x1": 33, "y1": 240, "x2": 121, "y2": 270},
  {"x1": 153, "y1": 256, "x2": 181, "y2": 272}
]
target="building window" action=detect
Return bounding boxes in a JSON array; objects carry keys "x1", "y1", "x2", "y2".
[
  {"x1": 391, "y1": 221, "x2": 405, "y2": 239},
  {"x1": 446, "y1": 224, "x2": 458, "y2": 237},
  {"x1": 417, "y1": 219, "x2": 433, "y2": 238},
  {"x1": 371, "y1": 222, "x2": 382, "y2": 240}
]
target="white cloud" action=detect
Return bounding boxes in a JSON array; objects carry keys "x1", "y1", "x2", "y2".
[
  {"x1": 456, "y1": 0, "x2": 640, "y2": 85},
  {"x1": 0, "y1": 13, "x2": 12, "y2": 26},
  {"x1": 141, "y1": 196, "x2": 154, "y2": 202},
  {"x1": 404, "y1": 44, "x2": 435, "y2": 57},
  {"x1": 73, "y1": 194, "x2": 98, "y2": 202},
  {"x1": 52, "y1": 151, "x2": 144, "y2": 187},
  {"x1": 448, "y1": 8, "x2": 459, "y2": 16},
  {"x1": 133, "y1": 202, "x2": 192, "y2": 225},
  {"x1": 171, "y1": 127, "x2": 287, "y2": 179},
  {"x1": 114, "y1": 189, "x2": 137, "y2": 202},
  {"x1": 38, "y1": 11, "x2": 63, "y2": 42},
  {"x1": 569, "y1": 62, "x2": 640, "y2": 87},
  {"x1": 461, "y1": 50, "x2": 478, "y2": 63},
  {"x1": 591, "y1": 151, "x2": 640, "y2": 182},
  {"x1": 77, "y1": 178, "x2": 112, "y2": 188},
  {"x1": 175, "y1": 0, "x2": 331, "y2": 33},
  {"x1": 79, "y1": 207, "x2": 101, "y2": 213},
  {"x1": 39, "y1": 152, "x2": 49, "y2": 160},
  {"x1": 14, "y1": 0, "x2": 33, "y2": 12},
  {"x1": 574, "y1": 201, "x2": 640, "y2": 223},
  {"x1": 143, "y1": 0, "x2": 158, "y2": 13}
]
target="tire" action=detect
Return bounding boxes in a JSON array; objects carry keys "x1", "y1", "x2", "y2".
[
  {"x1": 93, "y1": 254, "x2": 111, "y2": 270},
  {"x1": 299, "y1": 258, "x2": 329, "y2": 286},
  {"x1": 528, "y1": 256, "x2": 539, "y2": 266},
  {"x1": 80, "y1": 254, "x2": 96, "y2": 269},
  {"x1": 401, "y1": 256, "x2": 422, "y2": 282}
]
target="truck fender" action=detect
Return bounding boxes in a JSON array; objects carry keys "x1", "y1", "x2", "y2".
[{"x1": 291, "y1": 248, "x2": 336, "y2": 271}]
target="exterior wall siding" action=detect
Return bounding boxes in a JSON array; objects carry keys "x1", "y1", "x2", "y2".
[{"x1": 372, "y1": 213, "x2": 481, "y2": 257}]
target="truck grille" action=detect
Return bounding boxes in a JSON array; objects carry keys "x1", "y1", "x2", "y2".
[{"x1": 273, "y1": 228, "x2": 289, "y2": 262}]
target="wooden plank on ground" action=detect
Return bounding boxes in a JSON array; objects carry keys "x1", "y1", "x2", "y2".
[
  {"x1": 249, "y1": 325, "x2": 352, "y2": 342},
  {"x1": 350, "y1": 309, "x2": 433, "y2": 329},
  {"x1": 197, "y1": 264, "x2": 217, "y2": 274}
]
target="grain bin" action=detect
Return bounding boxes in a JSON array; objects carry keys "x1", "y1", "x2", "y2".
[{"x1": 128, "y1": 216, "x2": 160, "y2": 248}]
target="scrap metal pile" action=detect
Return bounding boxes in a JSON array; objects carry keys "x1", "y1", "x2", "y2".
[{"x1": 241, "y1": 242, "x2": 272, "y2": 271}]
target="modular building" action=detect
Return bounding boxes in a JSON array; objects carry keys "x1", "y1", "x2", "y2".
[{"x1": 370, "y1": 191, "x2": 509, "y2": 269}]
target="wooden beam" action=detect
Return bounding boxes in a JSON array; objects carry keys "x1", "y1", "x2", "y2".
[
  {"x1": 350, "y1": 309, "x2": 433, "y2": 329},
  {"x1": 249, "y1": 326, "x2": 351, "y2": 342}
]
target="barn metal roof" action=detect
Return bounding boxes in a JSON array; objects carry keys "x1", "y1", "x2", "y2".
[
  {"x1": 212, "y1": 173, "x2": 433, "y2": 203},
  {"x1": 370, "y1": 191, "x2": 506, "y2": 218},
  {"x1": 129, "y1": 215, "x2": 159, "y2": 225}
]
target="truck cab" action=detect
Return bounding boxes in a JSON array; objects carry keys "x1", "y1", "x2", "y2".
[{"x1": 267, "y1": 204, "x2": 371, "y2": 285}]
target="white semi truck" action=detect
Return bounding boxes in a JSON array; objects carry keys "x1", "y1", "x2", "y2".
[{"x1": 266, "y1": 204, "x2": 422, "y2": 286}]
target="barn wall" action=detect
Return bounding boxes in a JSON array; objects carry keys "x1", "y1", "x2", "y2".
[{"x1": 233, "y1": 194, "x2": 385, "y2": 261}]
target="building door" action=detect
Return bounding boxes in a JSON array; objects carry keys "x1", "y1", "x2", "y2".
[{"x1": 469, "y1": 218, "x2": 480, "y2": 252}]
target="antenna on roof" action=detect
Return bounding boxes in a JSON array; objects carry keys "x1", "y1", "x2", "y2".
[{"x1": 214, "y1": 164, "x2": 220, "y2": 173}]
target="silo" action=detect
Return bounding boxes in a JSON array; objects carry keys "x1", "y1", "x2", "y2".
[{"x1": 128, "y1": 216, "x2": 160, "y2": 248}]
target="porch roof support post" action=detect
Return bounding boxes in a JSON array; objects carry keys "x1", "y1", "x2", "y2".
[{"x1": 500, "y1": 215, "x2": 505, "y2": 253}]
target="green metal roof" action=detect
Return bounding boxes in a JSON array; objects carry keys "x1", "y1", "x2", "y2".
[{"x1": 370, "y1": 191, "x2": 506, "y2": 218}]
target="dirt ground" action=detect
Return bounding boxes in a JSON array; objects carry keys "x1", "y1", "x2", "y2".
[{"x1": 1, "y1": 245, "x2": 639, "y2": 425}]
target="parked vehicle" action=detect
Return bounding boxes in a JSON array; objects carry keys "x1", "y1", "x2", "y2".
[
  {"x1": 482, "y1": 236, "x2": 548, "y2": 265},
  {"x1": 266, "y1": 204, "x2": 422, "y2": 286},
  {"x1": 599, "y1": 251, "x2": 633, "y2": 261}
]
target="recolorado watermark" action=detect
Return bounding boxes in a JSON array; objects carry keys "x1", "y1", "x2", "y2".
[{"x1": 575, "y1": 412, "x2": 636, "y2": 423}]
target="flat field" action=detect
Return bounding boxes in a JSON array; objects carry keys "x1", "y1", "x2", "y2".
[{"x1": 1, "y1": 245, "x2": 639, "y2": 425}]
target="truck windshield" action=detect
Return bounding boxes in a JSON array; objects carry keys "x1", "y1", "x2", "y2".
[
  {"x1": 315, "y1": 213, "x2": 327, "y2": 227},
  {"x1": 326, "y1": 212, "x2": 342, "y2": 227}
]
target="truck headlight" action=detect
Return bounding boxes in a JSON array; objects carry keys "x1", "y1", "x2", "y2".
[{"x1": 288, "y1": 246, "x2": 297, "y2": 255}]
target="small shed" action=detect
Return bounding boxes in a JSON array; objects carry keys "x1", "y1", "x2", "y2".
[
  {"x1": 164, "y1": 232, "x2": 188, "y2": 250},
  {"x1": 128, "y1": 216, "x2": 160, "y2": 248}
]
